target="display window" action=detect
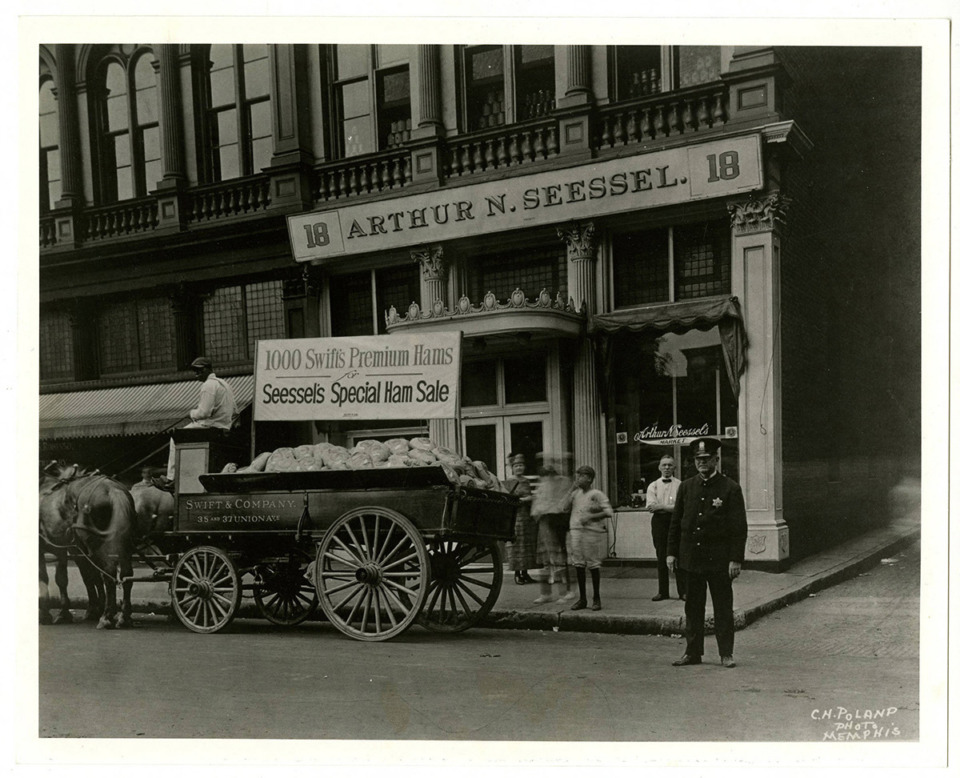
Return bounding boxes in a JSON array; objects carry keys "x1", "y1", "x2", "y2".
[{"x1": 610, "y1": 326, "x2": 739, "y2": 507}]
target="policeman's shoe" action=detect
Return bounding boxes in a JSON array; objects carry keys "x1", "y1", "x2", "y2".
[
  {"x1": 720, "y1": 656, "x2": 737, "y2": 668},
  {"x1": 672, "y1": 654, "x2": 702, "y2": 666},
  {"x1": 591, "y1": 599, "x2": 602, "y2": 611}
]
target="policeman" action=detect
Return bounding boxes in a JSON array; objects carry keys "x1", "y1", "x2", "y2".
[{"x1": 666, "y1": 437, "x2": 747, "y2": 668}]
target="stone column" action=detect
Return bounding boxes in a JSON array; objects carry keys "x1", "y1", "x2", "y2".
[
  {"x1": 281, "y1": 266, "x2": 323, "y2": 338},
  {"x1": 413, "y1": 244, "x2": 457, "y2": 450},
  {"x1": 410, "y1": 44, "x2": 444, "y2": 184},
  {"x1": 266, "y1": 44, "x2": 315, "y2": 210},
  {"x1": 729, "y1": 192, "x2": 791, "y2": 566},
  {"x1": 564, "y1": 45, "x2": 592, "y2": 102},
  {"x1": 558, "y1": 222, "x2": 602, "y2": 472},
  {"x1": 417, "y1": 44, "x2": 442, "y2": 131},
  {"x1": 157, "y1": 45, "x2": 186, "y2": 186},
  {"x1": 53, "y1": 45, "x2": 82, "y2": 206}
]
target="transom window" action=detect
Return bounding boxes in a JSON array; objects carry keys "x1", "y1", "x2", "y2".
[
  {"x1": 468, "y1": 245, "x2": 567, "y2": 304},
  {"x1": 612, "y1": 219, "x2": 730, "y2": 308},
  {"x1": 198, "y1": 44, "x2": 273, "y2": 181},
  {"x1": 329, "y1": 264, "x2": 420, "y2": 336},
  {"x1": 94, "y1": 50, "x2": 161, "y2": 203},
  {"x1": 462, "y1": 353, "x2": 548, "y2": 410}
]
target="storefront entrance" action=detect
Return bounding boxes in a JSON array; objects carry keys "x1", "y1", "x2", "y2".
[{"x1": 462, "y1": 414, "x2": 549, "y2": 480}]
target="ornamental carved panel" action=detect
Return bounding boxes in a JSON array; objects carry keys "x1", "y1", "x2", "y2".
[{"x1": 746, "y1": 534, "x2": 767, "y2": 555}]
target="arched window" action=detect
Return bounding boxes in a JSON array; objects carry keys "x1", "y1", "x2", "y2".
[
  {"x1": 39, "y1": 78, "x2": 61, "y2": 213},
  {"x1": 198, "y1": 44, "x2": 273, "y2": 181},
  {"x1": 94, "y1": 49, "x2": 161, "y2": 203}
]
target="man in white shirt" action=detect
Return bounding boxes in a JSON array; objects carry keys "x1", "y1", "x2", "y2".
[
  {"x1": 646, "y1": 454, "x2": 686, "y2": 601},
  {"x1": 165, "y1": 356, "x2": 238, "y2": 480}
]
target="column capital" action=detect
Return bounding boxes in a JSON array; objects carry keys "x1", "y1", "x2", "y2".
[
  {"x1": 282, "y1": 265, "x2": 323, "y2": 299},
  {"x1": 557, "y1": 221, "x2": 597, "y2": 261},
  {"x1": 413, "y1": 244, "x2": 446, "y2": 281},
  {"x1": 728, "y1": 192, "x2": 791, "y2": 236}
]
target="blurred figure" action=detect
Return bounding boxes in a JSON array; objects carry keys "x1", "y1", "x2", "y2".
[
  {"x1": 531, "y1": 456, "x2": 575, "y2": 604},
  {"x1": 504, "y1": 453, "x2": 536, "y2": 585}
]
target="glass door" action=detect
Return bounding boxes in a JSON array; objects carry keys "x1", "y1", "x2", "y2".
[{"x1": 462, "y1": 414, "x2": 548, "y2": 481}]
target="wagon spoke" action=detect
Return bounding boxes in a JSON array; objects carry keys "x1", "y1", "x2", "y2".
[
  {"x1": 379, "y1": 583, "x2": 410, "y2": 620},
  {"x1": 330, "y1": 536, "x2": 365, "y2": 568},
  {"x1": 322, "y1": 549, "x2": 361, "y2": 569},
  {"x1": 323, "y1": 578, "x2": 362, "y2": 596},
  {"x1": 372, "y1": 520, "x2": 395, "y2": 564},
  {"x1": 381, "y1": 578, "x2": 419, "y2": 600},
  {"x1": 453, "y1": 579, "x2": 487, "y2": 607},
  {"x1": 459, "y1": 573, "x2": 495, "y2": 589},
  {"x1": 379, "y1": 551, "x2": 419, "y2": 572},
  {"x1": 359, "y1": 516, "x2": 372, "y2": 563},
  {"x1": 344, "y1": 521, "x2": 369, "y2": 563}
]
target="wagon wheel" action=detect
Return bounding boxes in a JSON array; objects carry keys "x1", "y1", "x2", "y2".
[
  {"x1": 419, "y1": 539, "x2": 503, "y2": 632},
  {"x1": 253, "y1": 556, "x2": 318, "y2": 626},
  {"x1": 171, "y1": 545, "x2": 241, "y2": 634},
  {"x1": 314, "y1": 507, "x2": 430, "y2": 642}
]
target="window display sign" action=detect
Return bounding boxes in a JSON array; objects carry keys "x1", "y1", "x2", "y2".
[
  {"x1": 287, "y1": 134, "x2": 762, "y2": 263},
  {"x1": 254, "y1": 333, "x2": 461, "y2": 421}
]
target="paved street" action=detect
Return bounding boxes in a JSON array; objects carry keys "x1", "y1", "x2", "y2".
[{"x1": 37, "y1": 539, "x2": 919, "y2": 742}]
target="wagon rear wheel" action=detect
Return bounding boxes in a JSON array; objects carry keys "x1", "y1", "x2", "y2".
[
  {"x1": 253, "y1": 557, "x2": 318, "y2": 626},
  {"x1": 171, "y1": 546, "x2": 240, "y2": 634},
  {"x1": 314, "y1": 507, "x2": 430, "y2": 642},
  {"x1": 419, "y1": 539, "x2": 503, "y2": 632}
]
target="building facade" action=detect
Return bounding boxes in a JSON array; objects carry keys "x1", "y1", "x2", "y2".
[{"x1": 38, "y1": 43, "x2": 921, "y2": 568}]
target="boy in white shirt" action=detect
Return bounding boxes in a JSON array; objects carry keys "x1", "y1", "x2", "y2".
[{"x1": 565, "y1": 465, "x2": 613, "y2": 611}]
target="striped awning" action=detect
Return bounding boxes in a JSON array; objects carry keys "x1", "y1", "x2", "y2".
[{"x1": 39, "y1": 375, "x2": 255, "y2": 440}]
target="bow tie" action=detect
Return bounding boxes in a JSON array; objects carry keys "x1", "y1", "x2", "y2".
[{"x1": 662, "y1": 478, "x2": 672, "y2": 483}]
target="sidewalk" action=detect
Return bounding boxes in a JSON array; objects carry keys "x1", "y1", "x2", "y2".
[{"x1": 45, "y1": 516, "x2": 919, "y2": 636}]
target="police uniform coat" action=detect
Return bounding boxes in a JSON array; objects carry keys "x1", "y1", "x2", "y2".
[{"x1": 666, "y1": 471, "x2": 747, "y2": 573}]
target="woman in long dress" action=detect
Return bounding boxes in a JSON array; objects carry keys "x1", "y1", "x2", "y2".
[{"x1": 504, "y1": 453, "x2": 537, "y2": 584}]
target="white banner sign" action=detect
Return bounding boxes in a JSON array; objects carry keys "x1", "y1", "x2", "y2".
[
  {"x1": 254, "y1": 333, "x2": 462, "y2": 421},
  {"x1": 287, "y1": 134, "x2": 763, "y2": 263}
]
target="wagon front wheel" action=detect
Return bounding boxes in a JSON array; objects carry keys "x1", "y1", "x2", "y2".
[
  {"x1": 171, "y1": 546, "x2": 240, "y2": 634},
  {"x1": 253, "y1": 557, "x2": 318, "y2": 626},
  {"x1": 315, "y1": 507, "x2": 430, "y2": 642},
  {"x1": 419, "y1": 539, "x2": 503, "y2": 632}
]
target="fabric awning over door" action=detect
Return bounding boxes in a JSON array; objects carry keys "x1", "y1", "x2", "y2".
[
  {"x1": 39, "y1": 375, "x2": 255, "y2": 440},
  {"x1": 589, "y1": 296, "x2": 747, "y2": 398}
]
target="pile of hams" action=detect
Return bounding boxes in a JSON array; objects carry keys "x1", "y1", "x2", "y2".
[{"x1": 221, "y1": 437, "x2": 504, "y2": 491}]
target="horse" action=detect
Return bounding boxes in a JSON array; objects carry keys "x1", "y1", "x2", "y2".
[
  {"x1": 130, "y1": 472, "x2": 175, "y2": 537},
  {"x1": 39, "y1": 461, "x2": 140, "y2": 629}
]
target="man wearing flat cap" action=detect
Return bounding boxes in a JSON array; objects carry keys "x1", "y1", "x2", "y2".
[
  {"x1": 667, "y1": 437, "x2": 747, "y2": 668},
  {"x1": 165, "y1": 357, "x2": 238, "y2": 480}
]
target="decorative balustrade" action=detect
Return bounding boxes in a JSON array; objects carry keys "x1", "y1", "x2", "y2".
[
  {"x1": 311, "y1": 149, "x2": 412, "y2": 203},
  {"x1": 443, "y1": 117, "x2": 560, "y2": 180},
  {"x1": 186, "y1": 176, "x2": 271, "y2": 224},
  {"x1": 40, "y1": 216, "x2": 56, "y2": 248},
  {"x1": 594, "y1": 84, "x2": 728, "y2": 151},
  {"x1": 386, "y1": 287, "x2": 581, "y2": 331},
  {"x1": 82, "y1": 198, "x2": 160, "y2": 241}
]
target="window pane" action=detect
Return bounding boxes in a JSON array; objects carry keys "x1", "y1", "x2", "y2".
[
  {"x1": 143, "y1": 125, "x2": 161, "y2": 164},
  {"x1": 203, "y1": 285, "x2": 246, "y2": 364},
  {"x1": 377, "y1": 44, "x2": 413, "y2": 66},
  {"x1": 380, "y1": 68, "x2": 410, "y2": 104},
  {"x1": 249, "y1": 99, "x2": 272, "y2": 138},
  {"x1": 113, "y1": 133, "x2": 131, "y2": 166},
  {"x1": 209, "y1": 45, "x2": 236, "y2": 107},
  {"x1": 329, "y1": 271, "x2": 373, "y2": 336},
  {"x1": 105, "y1": 62, "x2": 128, "y2": 131},
  {"x1": 218, "y1": 142, "x2": 240, "y2": 180},
  {"x1": 99, "y1": 301, "x2": 138, "y2": 373},
  {"x1": 503, "y1": 353, "x2": 547, "y2": 404},
  {"x1": 612, "y1": 228, "x2": 670, "y2": 306},
  {"x1": 39, "y1": 309, "x2": 74, "y2": 381},
  {"x1": 508, "y1": 421, "x2": 544, "y2": 473},
  {"x1": 252, "y1": 137, "x2": 272, "y2": 173},
  {"x1": 336, "y1": 44, "x2": 369, "y2": 79},
  {"x1": 216, "y1": 107, "x2": 238, "y2": 142},
  {"x1": 375, "y1": 264, "x2": 419, "y2": 328},
  {"x1": 342, "y1": 115, "x2": 373, "y2": 158},
  {"x1": 340, "y1": 79, "x2": 370, "y2": 119},
  {"x1": 113, "y1": 134, "x2": 133, "y2": 200},
  {"x1": 136, "y1": 296, "x2": 175, "y2": 370},
  {"x1": 678, "y1": 46, "x2": 721, "y2": 88},
  {"x1": 47, "y1": 148, "x2": 61, "y2": 179},
  {"x1": 134, "y1": 55, "x2": 158, "y2": 123},
  {"x1": 39, "y1": 81, "x2": 59, "y2": 147},
  {"x1": 468, "y1": 46, "x2": 503, "y2": 81},
  {"x1": 674, "y1": 220, "x2": 730, "y2": 300},
  {"x1": 461, "y1": 359, "x2": 498, "y2": 407},
  {"x1": 243, "y1": 44, "x2": 270, "y2": 99},
  {"x1": 519, "y1": 45, "x2": 553, "y2": 64},
  {"x1": 245, "y1": 280, "x2": 284, "y2": 357},
  {"x1": 464, "y1": 424, "x2": 497, "y2": 471}
]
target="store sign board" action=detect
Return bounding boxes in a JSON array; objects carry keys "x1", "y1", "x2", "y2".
[
  {"x1": 254, "y1": 333, "x2": 461, "y2": 421},
  {"x1": 287, "y1": 134, "x2": 763, "y2": 263}
]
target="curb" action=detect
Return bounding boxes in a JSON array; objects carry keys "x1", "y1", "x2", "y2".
[{"x1": 42, "y1": 526, "x2": 918, "y2": 636}]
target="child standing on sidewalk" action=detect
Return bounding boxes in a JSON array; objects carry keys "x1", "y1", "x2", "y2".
[{"x1": 565, "y1": 465, "x2": 613, "y2": 611}]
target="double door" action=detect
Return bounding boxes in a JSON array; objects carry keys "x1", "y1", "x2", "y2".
[{"x1": 462, "y1": 414, "x2": 549, "y2": 481}]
